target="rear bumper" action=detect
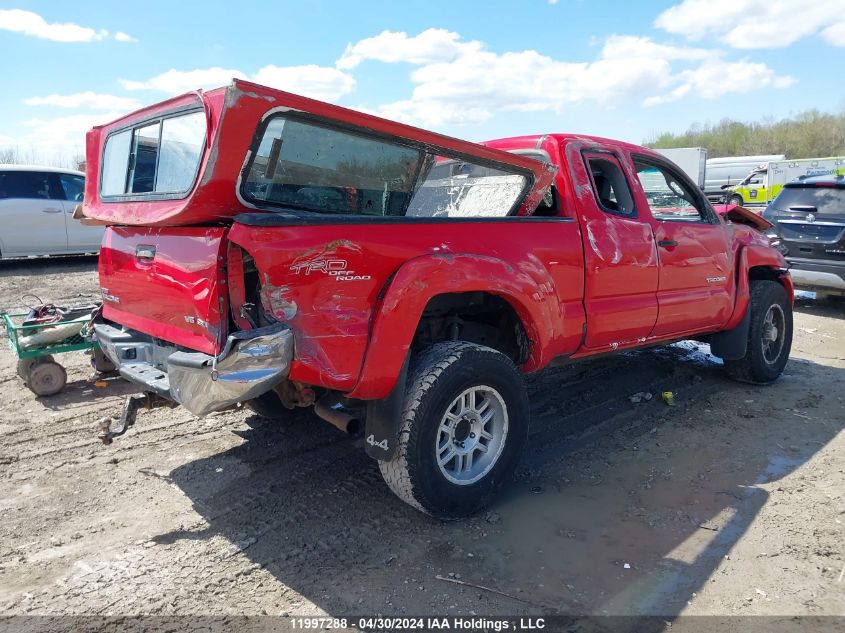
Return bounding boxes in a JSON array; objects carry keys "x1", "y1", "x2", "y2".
[
  {"x1": 787, "y1": 258, "x2": 845, "y2": 294},
  {"x1": 93, "y1": 319, "x2": 294, "y2": 417}
]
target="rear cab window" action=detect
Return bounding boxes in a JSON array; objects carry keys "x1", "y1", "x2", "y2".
[
  {"x1": 241, "y1": 115, "x2": 532, "y2": 219},
  {"x1": 583, "y1": 152, "x2": 636, "y2": 217},
  {"x1": 101, "y1": 110, "x2": 206, "y2": 199}
]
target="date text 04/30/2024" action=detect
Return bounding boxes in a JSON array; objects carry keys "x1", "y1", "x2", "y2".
[{"x1": 290, "y1": 617, "x2": 547, "y2": 630}]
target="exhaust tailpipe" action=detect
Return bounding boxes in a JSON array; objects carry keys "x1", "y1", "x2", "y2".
[{"x1": 314, "y1": 399, "x2": 362, "y2": 436}]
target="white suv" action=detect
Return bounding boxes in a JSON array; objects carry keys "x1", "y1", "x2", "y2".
[{"x1": 0, "y1": 165, "x2": 104, "y2": 258}]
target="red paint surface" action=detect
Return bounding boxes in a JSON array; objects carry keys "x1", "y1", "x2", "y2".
[
  {"x1": 99, "y1": 226, "x2": 228, "y2": 354},
  {"x1": 229, "y1": 221, "x2": 585, "y2": 397}
]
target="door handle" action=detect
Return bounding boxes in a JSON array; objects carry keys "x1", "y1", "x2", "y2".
[
  {"x1": 657, "y1": 239, "x2": 679, "y2": 248},
  {"x1": 41, "y1": 207, "x2": 62, "y2": 214}
]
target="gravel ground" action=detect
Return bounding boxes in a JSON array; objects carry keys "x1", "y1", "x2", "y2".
[{"x1": 0, "y1": 257, "x2": 842, "y2": 621}]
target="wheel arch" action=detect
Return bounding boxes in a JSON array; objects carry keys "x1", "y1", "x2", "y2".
[
  {"x1": 347, "y1": 253, "x2": 560, "y2": 400},
  {"x1": 711, "y1": 244, "x2": 792, "y2": 359}
]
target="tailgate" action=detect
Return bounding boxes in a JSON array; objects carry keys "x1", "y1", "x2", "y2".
[{"x1": 98, "y1": 226, "x2": 228, "y2": 355}]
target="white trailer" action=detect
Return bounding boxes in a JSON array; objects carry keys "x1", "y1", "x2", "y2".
[{"x1": 656, "y1": 147, "x2": 707, "y2": 188}]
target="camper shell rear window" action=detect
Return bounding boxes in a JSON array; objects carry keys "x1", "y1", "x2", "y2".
[
  {"x1": 100, "y1": 109, "x2": 206, "y2": 200},
  {"x1": 240, "y1": 114, "x2": 534, "y2": 218}
]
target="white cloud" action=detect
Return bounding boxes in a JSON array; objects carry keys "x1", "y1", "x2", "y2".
[
  {"x1": 7, "y1": 111, "x2": 126, "y2": 160},
  {"x1": 655, "y1": 0, "x2": 845, "y2": 49},
  {"x1": 252, "y1": 65, "x2": 356, "y2": 101},
  {"x1": 821, "y1": 21, "x2": 845, "y2": 46},
  {"x1": 0, "y1": 8, "x2": 108, "y2": 42},
  {"x1": 644, "y1": 59, "x2": 796, "y2": 106},
  {"x1": 121, "y1": 64, "x2": 356, "y2": 102},
  {"x1": 120, "y1": 67, "x2": 247, "y2": 93},
  {"x1": 114, "y1": 31, "x2": 137, "y2": 43},
  {"x1": 24, "y1": 92, "x2": 141, "y2": 111},
  {"x1": 336, "y1": 28, "x2": 482, "y2": 69},
  {"x1": 350, "y1": 31, "x2": 792, "y2": 128},
  {"x1": 601, "y1": 35, "x2": 711, "y2": 61}
]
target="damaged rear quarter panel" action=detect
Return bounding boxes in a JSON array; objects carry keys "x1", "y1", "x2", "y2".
[{"x1": 228, "y1": 219, "x2": 585, "y2": 395}]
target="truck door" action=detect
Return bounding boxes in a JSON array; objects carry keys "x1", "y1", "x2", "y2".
[
  {"x1": 631, "y1": 156, "x2": 733, "y2": 337},
  {"x1": 577, "y1": 150, "x2": 659, "y2": 349}
]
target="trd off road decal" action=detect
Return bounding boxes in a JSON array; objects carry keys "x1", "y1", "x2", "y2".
[{"x1": 289, "y1": 259, "x2": 372, "y2": 282}]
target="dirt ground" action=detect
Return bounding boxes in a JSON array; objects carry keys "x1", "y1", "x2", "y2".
[{"x1": 0, "y1": 257, "x2": 842, "y2": 622}]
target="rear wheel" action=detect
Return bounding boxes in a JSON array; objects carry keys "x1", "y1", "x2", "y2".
[
  {"x1": 16, "y1": 357, "x2": 40, "y2": 381},
  {"x1": 724, "y1": 280, "x2": 792, "y2": 384},
  {"x1": 26, "y1": 358, "x2": 67, "y2": 396},
  {"x1": 379, "y1": 342, "x2": 529, "y2": 519},
  {"x1": 92, "y1": 348, "x2": 116, "y2": 373}
]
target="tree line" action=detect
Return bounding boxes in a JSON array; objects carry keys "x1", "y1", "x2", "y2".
[
  {"x1": 0, "y1": 146, "x2": 84, "y2": 170},
  {"x1": 646, "y1": 108, "x2": 845, "y2": 159}
]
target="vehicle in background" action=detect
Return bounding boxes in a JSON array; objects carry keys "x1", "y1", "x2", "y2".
[
  {"x1": 763, "y1": 175, "x2": 845, "y2": 297},
  {"x1": 724, "y1": 157, "x2": 845, "y2": 207},
  {"x1": 655, "y1": 147, "x2": 707, "y2": 188},
  {"x1": 0, "y1": 165, "x2": 104, "y2": 258},
  {"x1": 704, "y1": 154, "x2": 785, "y2": 203},
  {"x1": 83, "y1": 80, "x2": 793, "y2": 518}
]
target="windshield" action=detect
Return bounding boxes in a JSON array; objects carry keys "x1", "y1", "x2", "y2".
[
  {"x1": 772, "y1": 186, "x2": 845, "y2": 215},
  {"x1": 242, "y1": 115, "x2": 529, "y2": 218}
]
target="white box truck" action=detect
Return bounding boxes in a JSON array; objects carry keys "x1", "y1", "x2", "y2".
[{"x1": 725, "y1": 156, "x2": 845, "y2": 206}]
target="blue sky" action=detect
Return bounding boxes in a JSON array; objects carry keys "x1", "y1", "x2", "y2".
[{"x1": 1, "y1": 0, "x2": 843, "y2": 164}]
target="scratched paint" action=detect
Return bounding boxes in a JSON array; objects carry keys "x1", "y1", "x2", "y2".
[{"x1": 260, "y1": 277, "x2": 298, "y2": 320}]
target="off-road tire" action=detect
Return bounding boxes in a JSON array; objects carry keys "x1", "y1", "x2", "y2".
[
  {"x1": 728, "y1": 194, "x2": 744, "y2": 207},
  {"x1": 724, "y1": 280, "x2": 792, "y2": 384},
  {"x1": 379, "y1": 341, "x2": 529, "y2": 519}
]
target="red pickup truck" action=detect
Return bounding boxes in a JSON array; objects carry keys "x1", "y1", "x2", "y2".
[{"x1": 84, "y1": 80, "x2": 793, "y2": 518}]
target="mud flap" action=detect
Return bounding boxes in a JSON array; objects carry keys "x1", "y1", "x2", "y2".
[
  {"x1": 364, "y1": 354, "x2": 408, "y2": 461},
  {"x1": 710, "y1": 307, "x2": 751, "y2": 361}
]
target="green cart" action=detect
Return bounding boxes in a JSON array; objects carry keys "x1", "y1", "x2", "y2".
[{"x1": 2, "y1": 306, "x2": 104, "y2": 396}]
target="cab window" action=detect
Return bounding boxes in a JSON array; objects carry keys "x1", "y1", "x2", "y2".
[
  {"x1": 634, "y1": 160, "x2": 706, "y2": 222},
  {"x1": 583, "y1": 154, "x2": 635, "y2": 217}
]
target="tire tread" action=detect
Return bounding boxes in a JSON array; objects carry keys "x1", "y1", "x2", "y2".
[{"x1": 379, "y1": 341, "x2": 524, "y2": 517}]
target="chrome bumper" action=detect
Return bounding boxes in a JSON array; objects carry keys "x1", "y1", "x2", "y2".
[
  {"x1": 788, "y1": 268, "x2": 845, "y2": 292},
  {"x1": 93, "y1": 320, "x2": 294, "y2": 417}
]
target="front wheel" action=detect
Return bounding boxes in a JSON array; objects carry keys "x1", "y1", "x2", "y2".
[
  {"x1": 728, "y1": 194, "x2": 744, "y2": 206},
  {"x1": 379, "y1": 342, "x2": 529, "y2": 519},
  {"x1": 724, "y1": 280, "x2": 792, "y2": 383}
]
